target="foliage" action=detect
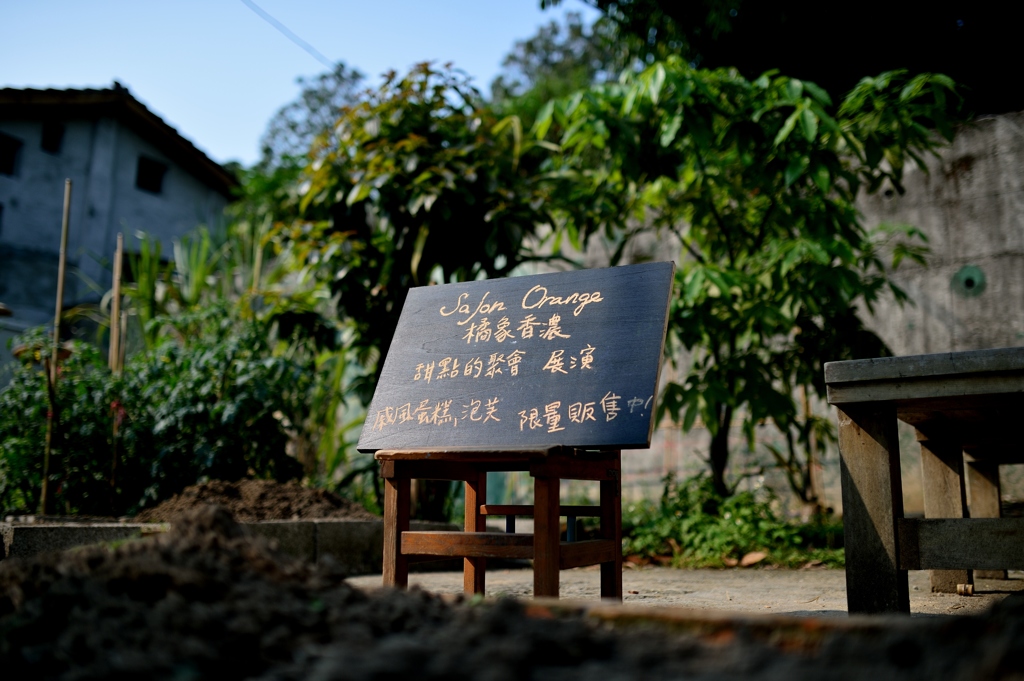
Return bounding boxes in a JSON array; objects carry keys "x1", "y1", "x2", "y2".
[
  {"x1": 622, "y1": 473, "x2": 844, "y2": 568},
  {"x1": 0, "y1": 309, "x2": 310, "y2": 516},
  {"x1": 0, "y1": 329, "x2": 142, "y2": 515},
  {"x1": 258, "y1": 61, "x2": 364, "y2": 169},
  {"x1": 290, "y1": 62, "x2": 560, "y2": 403},
  {"x1": 540, "y1": 1, "x2": 1023, "y2": 117},
  {"x1": 118, "y1": 306, "x2": 305, "y2": 507},
  {"x1": 538, "y1": 58, "x2": 957, "y2": 496},
  {"x1": 491, "y1": 12, "x2": 625, "y2": 128}
]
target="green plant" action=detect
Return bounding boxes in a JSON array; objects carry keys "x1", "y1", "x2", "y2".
[
  {"x1": 0, "y1": 308, "x2": 312, "y2": 516},
  {"x1": 539, "y1": 59, "x2": 957, "y2": 497},
  {"x1": 0, "y1": 329, "x2": 145, "y2": 516},
  {"x1": 622, "y1": 473, "x2": 844, "y2": 568},
  {"x1": 118, "y1": 306, "x2": 305, "y2": 507}
]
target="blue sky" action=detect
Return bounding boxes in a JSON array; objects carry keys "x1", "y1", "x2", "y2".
[{"x1": 2, "y1": 0, "x2": 599, "y2": 166}]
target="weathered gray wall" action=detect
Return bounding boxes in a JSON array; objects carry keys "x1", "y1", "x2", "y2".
[
  {"x1": 0, "y1": 117, "x2": 229, "y2": 321},
  {"x1": 858, "y1": 111, "x2": 1024, "y2": 355}
]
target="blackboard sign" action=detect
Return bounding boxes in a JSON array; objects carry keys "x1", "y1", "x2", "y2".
[{"x1": 357, "y1": 262, "x2": 674, "y2": 452}]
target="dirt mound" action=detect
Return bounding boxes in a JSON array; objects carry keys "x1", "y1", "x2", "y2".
[
  {"x1": 2, "y1": 504, "x2": 1024, "y2": 679},
  {"x1": 135, "y1": 479, "x2": 379, "y2": 523}
]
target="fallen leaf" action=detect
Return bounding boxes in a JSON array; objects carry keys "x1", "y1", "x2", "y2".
[{"x1": 740, "y1": 551, "x2": 767, "y2": 567}]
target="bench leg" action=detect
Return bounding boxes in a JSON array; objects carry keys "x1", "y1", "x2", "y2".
[
  {"x1": 534, "y1": 476, "x2": 560, "y2": 598},
  {"x1": 600, "y1": 457, "x2": 622, "y2": 601},
  {"x1": 383, "y1": 476, "x2": 410, "y2": 588},
  {"x1": 968, "y1": 460, "x2": 1008, "y2": 580},
  {"x1": 464, "y1": 471, "x2": 487, "y2": 595},
  {"x1": 919, "y1": 432, "x2": 971, "y2": 593},
  {"x1": 836, "y1": 404, "x2": 909, "y2": 614}
]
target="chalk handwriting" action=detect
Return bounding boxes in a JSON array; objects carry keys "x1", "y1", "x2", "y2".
[
  {"x1": 440, "y1": 292, "x2": 507, "y2": 325},
  {"x1": 521, "y1": 285, "x2": 604, "y2": 316}
]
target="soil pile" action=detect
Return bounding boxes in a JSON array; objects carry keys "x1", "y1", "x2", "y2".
[
  {"x1": 1, "y1": 506, "x2": 1024, "y2": 680},
  {"x1": 135, "y1": 479, "x2": 378, "y2": 523}
]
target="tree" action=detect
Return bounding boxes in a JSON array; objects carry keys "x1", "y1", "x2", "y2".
[
  {"x1": 538, "y1": 59, "x2": 957, "y2": 497},
  {"x1": 542, "y1": 0, "x2": 1024, "y2": 116},
  {"x1": 283, "y1": 63, "x2": 560, "y2": 519},
  {"x1": 259, "y1": 62, "x2": 364, "y2": 169},
  {"x1": 491, "y1": 12, "x2": 624, "y2": 127}
]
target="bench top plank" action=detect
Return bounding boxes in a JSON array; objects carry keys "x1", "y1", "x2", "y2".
[{"x1": 824, "y1": 346, "x2": 1024, "y2": 385}]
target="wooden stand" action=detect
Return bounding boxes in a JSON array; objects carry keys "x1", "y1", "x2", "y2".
[
  {"x1": 827, "y1": 347, "x2": 1024, "y2": 614},
  {"x1": 376, "y1": 446, "x2": 622, "y2": 600}
]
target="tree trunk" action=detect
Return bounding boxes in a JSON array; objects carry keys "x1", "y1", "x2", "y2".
[
  {"x1": 709, "y1": 404, "x2": 733, "y2": 497},
  {"x1": 411, "y1": 479, "x2": 454, "y2": 521}
]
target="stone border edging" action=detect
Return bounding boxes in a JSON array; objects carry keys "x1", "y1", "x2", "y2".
[{"x1": 0, "y1": 519, "x2": 458, "y2": 576}]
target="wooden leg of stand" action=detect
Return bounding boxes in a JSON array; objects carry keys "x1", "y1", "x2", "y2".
[
  {"x1": 919, "y1": 432, "x2": 970, "y2": 593},
  {"x1": 600, "y1": 453, "x2": 623, "y2": 601},
  {"x1": 383, "y1": 475, "x2": 410, "y2": 588},
  {"x1": 968, "y1": 460, "x2": 1008, "y2": 580},
  {"x1": 534, "y1": 475, "x2": 560, "y2": 598},
  {"x1": 464, "y1": 470, "x2": 487, "y2": 595}
]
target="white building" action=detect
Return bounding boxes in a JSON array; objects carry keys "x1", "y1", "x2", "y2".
[{"x1": 0, "y1": 84, "x2": 236, "y2": 366}]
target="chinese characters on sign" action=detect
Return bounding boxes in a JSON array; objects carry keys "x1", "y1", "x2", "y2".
[{"x1": 358, "y1": 262, "x2": 674, "y2": 452}]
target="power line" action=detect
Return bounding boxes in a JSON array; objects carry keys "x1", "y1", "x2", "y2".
[{"x1": 240, "y1": 0, "x2": 335, "y2": 70}]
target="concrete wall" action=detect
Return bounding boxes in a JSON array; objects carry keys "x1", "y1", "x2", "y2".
[
  {"x1": 858, "y1": 111, "x2": 1024, "y2": 355},
  {"x1": 0, "y1": 116, "x2": 229, "y2": 325}
]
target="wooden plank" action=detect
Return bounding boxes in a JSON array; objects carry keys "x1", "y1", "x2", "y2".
[
  {"x1": 836, "y1": 404, "x2": 909, "y2": 614},
  {"x1": 531, "y1": 456, "x2": 619, "y2": 481},
  {"x1": 479, "y1": 504, "x2": 602, "y2": 517},
  {"x1": 918, "y1": 432, "x2": 970, "y2": 592},
  {"x1": 383, "y1": 460, "x2": 528, "y2": 481},
  {"x1": 827, "y1": 373, "x2": 1024, "y2": 406},
  {"x1": 357, "y1": 262, "x2": 674, "y2": 452},
  {"x1": 534, "y1": 476, "x2": 561, "y2": 597},
  {"x1": 600, "y1": 453, "x2": 623, "y2": 601},
  {"x1": 898, "y1": 519, "x2": 1024, "y2": 570},
  {"x1": 382, "y1": 477, "x2": 410, "y2": 588},
  {"x1": 967, "y1": 461, "x2": 1008, "y2": 579},
  {"x1": 401, "y1": 531, "x2": 533, "y2": 559},
  {"x1": 559, "y1": 540, "x2": 619, "y2": 569},
  {"x1": 464, "y1": 472, "x2": 487, "y2": 594},
  {"x1": 824, "y1": 347, "x2": 1024, "y2": 385},
  {"x1": 376, "y1": 446, "x2": 562, "y2": 462}
]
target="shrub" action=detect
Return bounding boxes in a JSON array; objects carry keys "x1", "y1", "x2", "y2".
[
  {"x1": 622, "y1": 473, "x2": 844, "y2": 568},
  {"x1": 0, "y1": 310, "x2": 305, "y2": 517},
  {"x1": 0, "y1": 329, "x2": 136, "y2": 515}
]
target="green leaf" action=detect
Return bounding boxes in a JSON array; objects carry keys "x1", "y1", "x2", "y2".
[
  {"x1": 812, "y1": 164, "x2": 830, "y2": 192},
  {"x1": 345, "y1": 182, "x2": 370, "y2": 206},
  {"x1": 533, "y1": 100, "x2": 555, "y2": 140},
  {"x1": 652, "y1": 63, "x2": 667, "y2": 103},
  {"x1": 683, "y1": 268, "x2": 705, "y2": 303},
  {"x1": 785, "y1": 79, "x2": 803, "y2": 100},
  {"x1": 660, "y1": 113, "x2": 683, "y2": 147},
  {"x1": 784, "y1": 156, "x2": 810, "y2": 186},
  {"x1": 774, "y1": 110, "x2": 800, "y2": 147},
  {"x1": 801, "y1": 80, "x2": 833, "y2": 107},
  {"x1": 799, "y1": 108, "x2": 818, "y2": 142}
]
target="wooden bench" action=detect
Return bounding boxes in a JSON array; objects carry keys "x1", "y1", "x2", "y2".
[
  {"x1": 358, "y1": 262, "x2": 674, "y2": 599},
  {"x1": 825, "y1": 347, "x2": 1024, "y2": 614}
]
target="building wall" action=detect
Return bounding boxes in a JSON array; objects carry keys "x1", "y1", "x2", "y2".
[
  {"x1": 0, "y1": 116, "x2": 229, "y2": 326},
  {"x1": 858, "y1": 111, "x2": 1024, "y2": 355}
]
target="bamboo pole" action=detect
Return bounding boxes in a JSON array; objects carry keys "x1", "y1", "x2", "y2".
[
  {"x1": 109, "y1": 233, "x2": 124, "y2": 373},
  {"x1": 109, "y1": 233, "x2": 124, "y2": 496},
  {"x1": 41, "y1": 179, "x2": 72, "y2": 515}
]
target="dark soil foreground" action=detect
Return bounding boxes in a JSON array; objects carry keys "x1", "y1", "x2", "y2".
[
  {"x1": 135, "y1": 479, "x2": 379, "y2": 523},
  {"x1": 2, "y1": 506, "x2": 1023, "y2": 680}
]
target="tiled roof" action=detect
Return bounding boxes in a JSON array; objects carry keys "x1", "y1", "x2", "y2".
[{"x1": 0, "y1": 84, "x2": 238, "y2": 198}]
